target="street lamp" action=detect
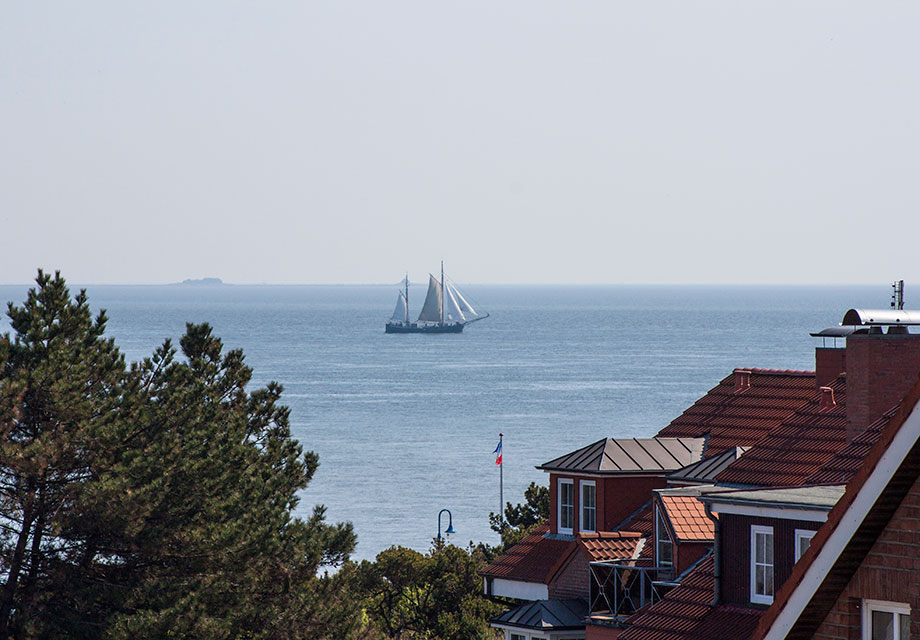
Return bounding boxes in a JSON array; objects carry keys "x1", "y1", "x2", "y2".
[{"x1": 437, "y1": 508, "x2": 455, "y2": 542}]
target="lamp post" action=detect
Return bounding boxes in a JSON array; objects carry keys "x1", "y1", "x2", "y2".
[{"x1": 437, "y1": 509, "x2": 455, "y2": 542}]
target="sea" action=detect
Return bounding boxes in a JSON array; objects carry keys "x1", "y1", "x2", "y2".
[{"x1": 0, "y1": 283, "x2": 888, "y2": 561}]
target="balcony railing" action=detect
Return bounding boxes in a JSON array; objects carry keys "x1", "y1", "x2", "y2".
[{"x1": 588, "y1": 559, "x2": 677, "y2": 622}]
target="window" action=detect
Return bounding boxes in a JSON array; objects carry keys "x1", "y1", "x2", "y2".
[
  {"x1": 750, "y1": 525, "x2": 774, "y2": 605},
  {"x1": 558, "y1": 479, "x2": 574, "y2": 534},
  {"x1": 510, "y1": 634, "x2": 527, "y2": 640},
  {"x1": 655, "y1": 506, "x2": 673, "y2": 567},
  {"x1": 863, "y1": 600, "x2": 910, "y2": 640},
  {"x1": 581, "y1": 480, "x2": 596, "y2": 533},
  {"x1": 794, "y1": 529, "x2": 816, "y2": 562}
]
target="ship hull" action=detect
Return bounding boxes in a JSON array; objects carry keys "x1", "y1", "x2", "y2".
[{"x1": 385, "y1": 323, "x2": 464, "y2": 334}]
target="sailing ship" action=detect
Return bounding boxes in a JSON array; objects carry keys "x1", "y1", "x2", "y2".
[{"x1": 385, "y1": 263, "x2": 489, "y2": 334}]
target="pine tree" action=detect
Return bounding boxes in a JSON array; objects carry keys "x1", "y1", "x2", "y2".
[
  {"x1": 0, "y1": 272, "x2": 358, "y2": 639},
  {"x1": 488, "y1": 482, "x2": 549, "y2": 550},
  {"x1": 355, "y1": 542, "x2": 502, "y2": 640},
  {"x1": 0, "y1": 271, "x2": 125, "y2": 639}
]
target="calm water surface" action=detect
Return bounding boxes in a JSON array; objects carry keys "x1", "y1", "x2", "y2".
[{"x1": 0, "y1": 283, "x2": 886, "y2": 560}]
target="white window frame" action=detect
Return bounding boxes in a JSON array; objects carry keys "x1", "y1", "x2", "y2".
[
  {"x1": 580, "y1": 480, "x2": 597, "y2": 533},
  {"x1": 750, "y1": 525, "x2": 774, "y2": 605},
  {"x1": 558, "y1": 478, "x2": 574, "y2": 535},
  {"x1": 655, "y1": 506, "x2": 673, "y2": 568},
  {"x1": 862, "y1": 599, "x2": 910, "y2": 640},
  {"x1": 794, "y1": 529, "x2": 816, "y2": 562},
  {"x1": 509, "y1": 633, "x2": 528, "y2": 640}
]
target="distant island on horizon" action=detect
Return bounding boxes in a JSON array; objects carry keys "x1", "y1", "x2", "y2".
[{"x1": 177, "y1": 277, "x2": 223, "y2": 286}]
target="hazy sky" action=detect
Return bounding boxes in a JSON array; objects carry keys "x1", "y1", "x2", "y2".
[{"x1": 2, "y1": 2, "x2": 919, "y2": 285}]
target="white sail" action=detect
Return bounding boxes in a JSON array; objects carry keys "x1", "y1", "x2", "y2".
[
  {"x1": 390, "y1": 292, "x2": 408, "y2": 323},
  {"x1": 416, "y1": 274, "x2": 443, "y2": 323},
  {"x1": 446, "y1": 282, "x2": 479, "y2": 319},
  {"x1": 444, "y1": 285, "x2": 466, "y2": 322}
]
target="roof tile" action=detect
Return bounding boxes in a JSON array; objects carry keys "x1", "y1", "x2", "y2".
[
  {"x1": 805, "y1": 405, "x2": 898, "y2": 485},
  {"x1": 715, "y1": 376, "x2": 848, "y2": 487},
  {"x1": 580, "y1": 531, "x2": 644, "y2": 562},
  {"x1": 480, "y1": 525, "x2": 574, "y2": 583},
  {"x1": 657, "y1": 369, "x2": 817, "y2": 456},
  {"x1": 612, "y1": 556, "x2": 762, "y2": 640},
  {"x1": 660, "y1": 495, "x2": 714, "y2": 542}
]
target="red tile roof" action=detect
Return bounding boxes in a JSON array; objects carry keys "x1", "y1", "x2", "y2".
[
  {"x1": 613, "y1": 556, "x2": 762, "y2": 640},
  {"x1": 660, "y1": 495, "x2": 714, "y2": 542},
  {"x1": 656, "y1": 369, "x2": 817, "y2": 456},
  {"x1": 579, "y1": 531, "x2": 644, "y2": 562},
  {"x1": 479, "y1": 524, "x2": 574, "y2": 583},
  {"x1": 752, "y1": 377, "x2": 920, "y2": 640},
  {"x1": 805, "y1": 405, "x2": 898, "y2": 485},
  {"x1": 715, "y1": 376, "x2": 847, "y2": 487}
]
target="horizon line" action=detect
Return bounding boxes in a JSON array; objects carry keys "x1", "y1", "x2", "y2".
[{"x1": 0, "y1": 280, "x2": 899, "y2": 288}]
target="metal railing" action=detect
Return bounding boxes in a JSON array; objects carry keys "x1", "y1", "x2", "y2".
[{"x1": 588, "y1": 559, "x2": 676, "y2": 621}]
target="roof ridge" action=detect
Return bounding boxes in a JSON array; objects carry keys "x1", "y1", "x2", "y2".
[{"x1": 749, "y1": 368, "x2": 816, "y2": 376}]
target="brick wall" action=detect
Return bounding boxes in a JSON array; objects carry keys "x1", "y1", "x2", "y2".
[
  {"x1": 811, "y1": 473, "x2": 920, "y2": 640},
  {"x1": 603, "y1": 475, "x2": 667, "y2": 531},
  {"x1": 676, "y1": 541, "x2": 711, "y2": 576},
  {"x1": 549, "y1": 548, "x2": 590, "y2": 599},
  {"x1": 846, "y1": 334, "x2": 920, "y2": 442},
  {"x1": 549, "y1": 473, "x2": 667, "y2": 535},
  {"x1": 815, "y1": 347, "x2": 846, "y2": 388}
]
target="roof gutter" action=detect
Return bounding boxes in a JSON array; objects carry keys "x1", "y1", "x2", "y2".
[{"x1": 704, "y1": 501, "x2": 720, "y2": 606}]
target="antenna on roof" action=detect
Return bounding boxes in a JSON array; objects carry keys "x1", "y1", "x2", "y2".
[{"x1": 891, "y1": 280, "x2": 905, "y2": 311}]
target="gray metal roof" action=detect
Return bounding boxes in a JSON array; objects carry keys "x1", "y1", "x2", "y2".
[
  {"x1": 491, "y1": 598, "x2": 588, "y2": 631},
  {"x1": 701, "y1": 485, "x2": 846, "y2": 510},
  {"x1": 537, "y1": 437, "x2": 705, "y2": 474},
  {"x1": 668, "y1": 447, "x2": 750, "y2": 484},
  {"x1": 809, "y1": 326, "x2": 866, "y2": 337}
]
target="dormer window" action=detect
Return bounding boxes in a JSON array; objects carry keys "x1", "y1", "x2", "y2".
[
  {"x1": 655, "y1": 507, "x2": 673, "y2": 567},
  {"x1": 750, "y1": 525, "x2": 774, "y2": 605},
  {"x1": 558, "y1": 479, "x2": 574, "y2": 535},
  {"x1": 581, "y1": 480, "x2": 596, "y2": 533}
]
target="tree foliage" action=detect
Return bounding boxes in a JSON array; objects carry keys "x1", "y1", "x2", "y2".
[
  {"x1": 488, "y1": 482, "x2": 549, "y2": 550},
  {"x1": 355, "y1": 541, "x2": 502, "y2": 640},
  {"x1": 0, "y1": 272, "x2": 357, "y2": 639}
]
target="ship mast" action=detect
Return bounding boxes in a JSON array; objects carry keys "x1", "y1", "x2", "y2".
[
  {"x1": 404, "y1": 273, "x2": 410, "y2": 324},
  {"x1": 440, "y1": 260, "x2": 445, "y2": 325}
]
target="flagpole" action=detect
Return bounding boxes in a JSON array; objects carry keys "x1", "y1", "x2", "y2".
[{"x1": 499, "y1": 432, "x2": 504, "y2": 531}]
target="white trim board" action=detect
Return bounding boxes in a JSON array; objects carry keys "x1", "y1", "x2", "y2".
[
  {"x1": 487, "y1": 577, "x2": 549, "y2": 601},
  {"x1": 750, "y1": 524, "x2": 775, "y2": 606},
  {"x1": 707, "y1": 503, "x2": 830, "y2": 523}
]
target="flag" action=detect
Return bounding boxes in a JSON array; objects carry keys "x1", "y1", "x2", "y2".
[{"x1": 493, "y1": 439, "x2": 502, "y2": 466}]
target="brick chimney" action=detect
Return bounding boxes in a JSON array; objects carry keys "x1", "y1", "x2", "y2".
[
  {"x1": 815, "y1": 346, "x2": 846, "y2": 388},
  {"x1": 845, "y1": 331, "x2": 920, "y2": 443},
  {"x1": 734, "y1": 368, "x2": 751, "y2": 393}
]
